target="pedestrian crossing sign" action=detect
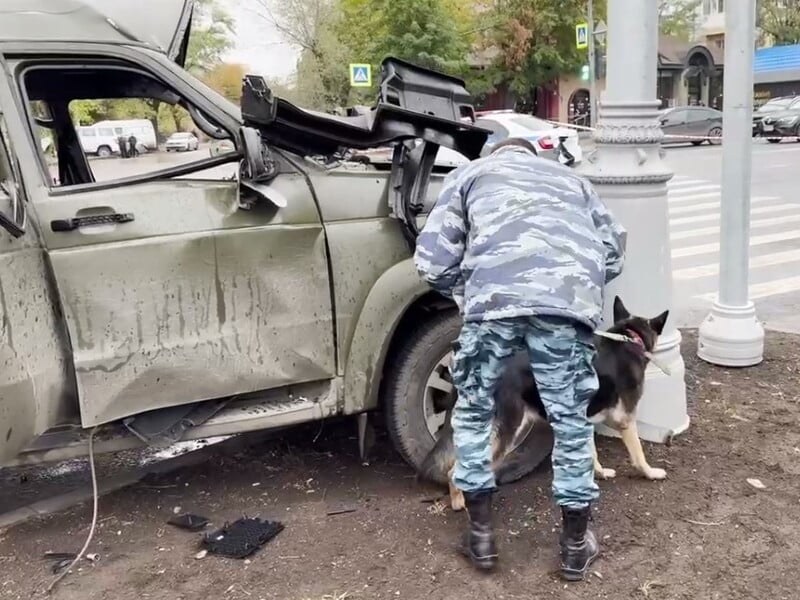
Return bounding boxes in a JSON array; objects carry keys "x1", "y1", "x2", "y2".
[
  {"x1": 350, "y1": 63, "x2": 372, "y2": 88},
  {"x1": 576, "y1": 22, "x2": 588, "y2": 49}
]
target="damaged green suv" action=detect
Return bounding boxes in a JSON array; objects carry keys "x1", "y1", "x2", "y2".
[{"x1": 0, "y1": 0, "x2": 490, "y2": 471}]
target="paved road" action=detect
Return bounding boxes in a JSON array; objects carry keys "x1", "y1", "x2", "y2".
[{"x1": 662, "y1": 139, "x2": 800, "y2": 333}]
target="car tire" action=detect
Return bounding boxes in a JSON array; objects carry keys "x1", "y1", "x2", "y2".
[
  {"x1": 708, "y1": 126, "x2": 722, "y2": 145},
  {"x1": 691, "y1": 141, "x2": 703, "y2": 146},
  {"x1": 767, "y1": 138, "x2": 781, "y2": 143},
  {"x1": 383, "y1": 309, "x2": 461, "y2": 472},
  {"x1": 97, "y1": 145, "x2": 112, "y2": 158}
]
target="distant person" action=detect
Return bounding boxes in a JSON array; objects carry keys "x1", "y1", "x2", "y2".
[
  {"x1": 128, "y1": 134, "x2": 139, "y2": 158},
  {"x1": 117, "y1": 135, "x2": 128, "y2": 159}
]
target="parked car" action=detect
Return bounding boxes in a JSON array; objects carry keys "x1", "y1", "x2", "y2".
[
  {"x1": 473, "y1": 110, "x2": 583, "y2": 165},
  {"x1": 0, "y1": 1, "x2": 494, "y2": 477},
  {"x1": 165, "y1": 131, "x2": 199, "y2": 152},
  {"x1": 752, "y1": 95, "x2": 800, "y2": 142},
  {"x1": 659, "y1": 106, "x2": 723, "y2": 145}
]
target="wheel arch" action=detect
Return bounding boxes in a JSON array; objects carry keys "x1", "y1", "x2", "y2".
[{"x1": 342, "y1": 257, "x2": 455, "y2": 416}]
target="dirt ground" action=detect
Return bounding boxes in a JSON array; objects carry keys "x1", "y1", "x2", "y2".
[{"x1": 1, "y1": 329, "x2": 799, "y2": 600}]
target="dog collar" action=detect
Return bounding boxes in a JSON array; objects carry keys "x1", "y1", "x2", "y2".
[
  {"x1": 594, "y1": 329, "x2": 672, "y2": 376},
  {"x1": 624, "y1": 328, "x2": 646, "y2": 348}
]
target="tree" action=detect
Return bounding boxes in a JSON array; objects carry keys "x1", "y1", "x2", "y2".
[
  {"x1": 758, "y1": 0, "x2": 800, "y2": 46},
  {"x1": 185, "y1": 0, "x2": 236, "y2": 76},
  {"x1": 479, "y1": 0, "x2": 590, "y2": 102},
  {"x1": 204, "y1": 63, "x2": 249, "y2": 103},
  {"x1": 253, "y1": 0, "x2": 351, "y2": 109},
  {"x1": 658, "y1": 0, "x2": 700, "y2": 41},
  {"x1": 340, "y1": 0, "x2": 471, "y2": 74}
]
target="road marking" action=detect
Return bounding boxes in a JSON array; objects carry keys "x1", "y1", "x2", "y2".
[
  {"x1": 671, "y1": 213, "x2": 800, "y2": 240},
  {"x1": 673, "y1": 229, "x2": 800, "y2": 258},
  {"x1": 668, "y1": 179, "x2": 711, "y2": 188},
  {"x1": 669, "y1": 196, "x2": 779, "y2": 215},
  {"x1": 669, "y1": 191, "x2": 720, "y2": 204},
  {"x1": 697, "y1": 275, "x2": 800, "y2": 301},
  {"x1": 668, "y1": 184, "x2": 720, "y2": 195},
  {"x1": 675, "y1": 248, "x2": 800, "y2": 280},
  {"x1": 670, "y1": 202, "x2": 799, "y2": 226}
]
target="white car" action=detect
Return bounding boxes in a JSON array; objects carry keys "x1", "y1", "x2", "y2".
[
  {"x1": 474, "y1": 110, "x2": 583, "y2": 165},
  {"x1": 165, "y1": 132, "x2": 199, "y2": 152}
]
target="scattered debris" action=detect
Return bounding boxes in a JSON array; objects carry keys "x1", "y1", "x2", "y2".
[
  {"x1": 173, "y1": 506, "x2": 182, "y2": 514},
  {"x1": 43, "y1": 551, "x2": 99, "y2": 575},
  {"x1": 203, "y1": 517, "x2": 284, "y2": 559},
  {"x1": 168, "y1": 513, "x2": 211, "y2": 532},
  {"x1": 427, "y1": 501, "x2": 447, "y2": 516},
  {"x1": 593, "y1": 571, "x2": 603, "y2": 579},
  {"x1": 640, "y1": 580, "x2": 666, "y2": 597},
  {"x1": 326, "y1": 504, "x2": 358, "y2": 517},
  {"x1": 747, "y1": 478, "x2": 766, "y2": 490},
  {"x1": 194, "y1": 550, "x2": 208, "y2": 560}
]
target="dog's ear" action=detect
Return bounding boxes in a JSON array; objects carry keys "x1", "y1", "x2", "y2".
[
  {"x1": 613, "y1": 296, "x2": 630, "y2": 323},
  {"x1": 649, "y1": 310, "x2": 669, "y2": 336}
]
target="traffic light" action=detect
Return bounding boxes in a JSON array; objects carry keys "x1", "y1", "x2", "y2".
[{"x1": 580, "y1": 64, "x2": 590, "y2": 81}]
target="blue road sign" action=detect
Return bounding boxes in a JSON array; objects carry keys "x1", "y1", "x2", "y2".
[
  {"x1": 576, "y1": 23, "x2": 588, "y2": 49},
  {"x1": 350, "y1": 64, "x2": 372, "y2": 87}
]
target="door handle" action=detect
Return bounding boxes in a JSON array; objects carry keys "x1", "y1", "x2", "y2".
[{"x1": 51, "y1": 212, "x2": 134, "y2": 232}]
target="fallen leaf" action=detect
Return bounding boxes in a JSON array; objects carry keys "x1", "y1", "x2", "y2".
[
  {"x1": 747, "y1": 478, "x2": 766, "y2": 490},
  {"x1": 195, "y1": 550, "x2": 208, "y2": 560}
]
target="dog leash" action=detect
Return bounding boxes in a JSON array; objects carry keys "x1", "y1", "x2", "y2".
[{"x1": 594, "y1": 330, "x2": 673, "y2": 376}]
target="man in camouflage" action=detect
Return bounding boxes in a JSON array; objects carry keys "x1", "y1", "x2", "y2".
[{"x1": 414, "y1": 138, "x2": 626, "y2": 580}]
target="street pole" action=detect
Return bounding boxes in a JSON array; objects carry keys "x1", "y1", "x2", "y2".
[
  {"x1": 697, "y1": 0, "x2": 765, "y2": 366},
  {"x1": 587, "y1": 0, "x2": 597, "y2": 126},
  {"x1": 578, "y1": 0, "x2": 689, "y2": 444}
]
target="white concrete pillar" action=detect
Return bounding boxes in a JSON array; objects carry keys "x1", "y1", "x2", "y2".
[
  {"x1": 697, "y1": 0, "x2": 765, "y2": 366},
  {"x1": 578, "y1": 0, "x2": 689, "y2": 443}
]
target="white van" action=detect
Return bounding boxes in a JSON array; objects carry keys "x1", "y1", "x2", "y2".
[{"x1": 77, "y1": 119, "x2": 157, "y2": 156}]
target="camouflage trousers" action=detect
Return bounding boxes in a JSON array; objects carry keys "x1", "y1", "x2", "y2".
[{"x1": 450, "y1": 315, "x2": 600, "y2": 508}]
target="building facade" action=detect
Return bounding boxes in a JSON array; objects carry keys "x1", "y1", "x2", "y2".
[{"x1": 556, "y1": 37, "x2": 723, "y2": 126}]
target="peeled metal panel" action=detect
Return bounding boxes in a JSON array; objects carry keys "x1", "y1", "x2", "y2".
[{"x1": 80, "y1": 0, "x2": 194, "y2": 63}]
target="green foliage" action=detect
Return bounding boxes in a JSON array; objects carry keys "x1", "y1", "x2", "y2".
[
  {"x1": 185, "y1": 0, "x2": 236, "y2": 75},
  {"x1": 658, "y1": 0, "x2": 701, "y2": 41},
  {"x1": 369, "y1": 0, "x2": 470, "y2": 72},
  {"x1": 479, "y1": 0, "x2": 589, "y2": 97},
  {"x1": 758, "y1": 0, "x2": 800, "y2": 46}
]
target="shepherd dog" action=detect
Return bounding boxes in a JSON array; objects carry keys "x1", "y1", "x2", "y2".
[{"x1": 419, "y1": 296, "x2": 670, "y2": 511}]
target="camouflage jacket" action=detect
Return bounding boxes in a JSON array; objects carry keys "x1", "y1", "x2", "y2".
[{"x1": 414, "y1": 146, "x2": 627, "y2": 329}]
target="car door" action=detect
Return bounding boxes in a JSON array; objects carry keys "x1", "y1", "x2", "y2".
[
  {"x1": 685, "y1": 108, "x2": 711, "y2": 140},
  {"x1": 0, "y1": 64, "x2": 76, "y2": 464},
  {"x1": 659, "y1": 109, "x2": 688, "y2": 142},
  {"x1": 7, "y1": 48, "x2": 336, "y2": 427}
]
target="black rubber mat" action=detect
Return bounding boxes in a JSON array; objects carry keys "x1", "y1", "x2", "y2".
[
  {"x1": 203, "y1": 517, "x2": 284, "y2": 559},
  {"x1": 168, "y1": 513, "x2": 210, "y2": 532}
]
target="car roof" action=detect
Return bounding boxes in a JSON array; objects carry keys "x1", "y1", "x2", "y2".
[{"x1": 0, "y1": 0, "x2": 191, "y2": 53}]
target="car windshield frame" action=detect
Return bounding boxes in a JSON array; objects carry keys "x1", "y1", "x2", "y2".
[{"x1": 509, "y1": 114, "x2": 553, "y2": 131}]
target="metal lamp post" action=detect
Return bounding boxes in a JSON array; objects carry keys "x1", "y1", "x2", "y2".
[
  {"x1": 578, "y1": 0, "x2": 689, "y2": 443},
  {"x1": 697, "y1": 0, "x2": 765, "y2": 366}
]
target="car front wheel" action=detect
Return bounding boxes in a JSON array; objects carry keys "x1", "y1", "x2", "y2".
[{"x1": 383, "y1": 310, "x2": 461, "y2": 471}]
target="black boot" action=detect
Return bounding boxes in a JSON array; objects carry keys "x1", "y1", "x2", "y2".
[
  {"x1": 559, "y1": 505, "x2": 599, "y2": 581},
  {"x1": 460, "y1": 490, "x2": 498, "y2": 571}
]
